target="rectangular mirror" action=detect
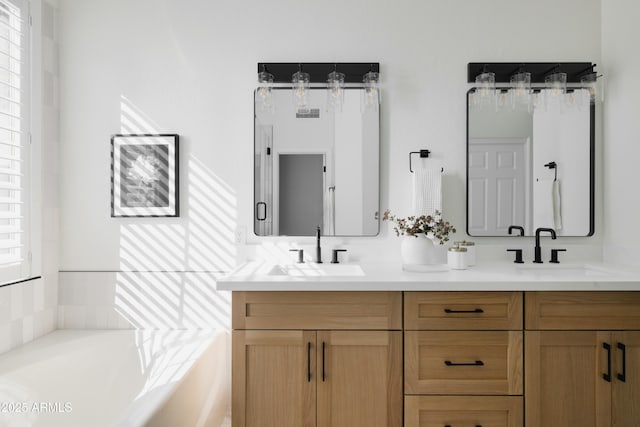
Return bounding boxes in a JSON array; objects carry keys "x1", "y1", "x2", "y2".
[
  {"x1": 467, "y1": 88, "x2": 594, "y2": 237},
  {"x1": 254, "y1": 88, "x2": 379, "y2": 236}
]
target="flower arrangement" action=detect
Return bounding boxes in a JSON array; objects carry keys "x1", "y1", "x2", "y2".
[{"x1": 376, "y1": 209, "x2": 456, "y2": 244}]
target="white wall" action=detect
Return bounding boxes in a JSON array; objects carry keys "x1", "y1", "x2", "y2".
[
  {"x1": 602, "y1": 1, "x2": 640, "y2": 265},
  {"x1": 58, "y1": 0, "x2": 603, "y2": 282}
]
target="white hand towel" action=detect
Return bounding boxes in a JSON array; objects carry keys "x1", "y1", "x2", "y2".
[
  {"x1": 412, "y1": 168, "x2": 442, "y2": 215},
  {"x1": 552, "y1": 180, "x2": 563, "y2": 230},
  {"x1": 323, "y1": 187, "x2": 335, "y2": 236},
  {"x1": 533, "y1": 179, "x2": 555, "y2": 230}
]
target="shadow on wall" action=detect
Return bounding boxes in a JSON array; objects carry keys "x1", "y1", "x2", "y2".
[{"x1": 113, "y1": 95, "x2": 235, "y2": 331}]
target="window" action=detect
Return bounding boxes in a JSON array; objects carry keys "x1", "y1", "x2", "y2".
[{"x1": 0, "y1": 0, "x2": 29, "y2": 284}]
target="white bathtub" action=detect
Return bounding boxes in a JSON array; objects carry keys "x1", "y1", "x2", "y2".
[{"x1": 0, "y1": 330, "x2": 230, "y2": 427}]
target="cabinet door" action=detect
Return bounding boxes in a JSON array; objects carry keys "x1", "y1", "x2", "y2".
[
  {"x1": 316, "y1": 331, "x2": 402, "y2": 427},
  {"x1": 525, "y1": 331, "x2": 612, "y2": 427},
  {"x1": 612, "y1": 332, "x2": 640, "y2": 427},
  {"x1": 232, "y1": 330, "x2": 316, "y2": 427}
]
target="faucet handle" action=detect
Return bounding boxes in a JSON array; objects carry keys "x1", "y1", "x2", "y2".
[
  {"x1": 506, "y1": 249, "x2": 524, "y2": 264},
  {"x1": 289, "y1": 249, "x2": 305, "y2": 263},
  {"x1": 331, "y1": 249, "x2": 347, "y2": 264},
  {"x1": 550, "y1": 249, "x2": 566, "y2": 264}
]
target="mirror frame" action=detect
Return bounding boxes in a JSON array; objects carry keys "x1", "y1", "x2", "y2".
[
  {"x1": 465, "y1": 88, "x2": 595, "y2": 237},
  {"x1": 253, "y1": 86, "x2": 381, "y2": 237}
]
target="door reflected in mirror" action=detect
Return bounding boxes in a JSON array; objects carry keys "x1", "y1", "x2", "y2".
[
  {"x1": 255, "y1": 88, "x2": 380, "y2": 236},
  {"x1": 467, "y1": 88, "x2": 594, "y2": 237}
]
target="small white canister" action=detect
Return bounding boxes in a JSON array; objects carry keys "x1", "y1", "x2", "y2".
[
  {"x1": 448, "y1": 245, "x2": 468, "y2": 270},
  {"x1": 454, "y1": 240, "x2": 476, "y2": 266}
]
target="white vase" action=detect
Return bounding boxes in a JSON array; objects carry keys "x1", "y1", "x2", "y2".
[{"x1": 401, "y1": 235, "x2": 436, "y2": 265}]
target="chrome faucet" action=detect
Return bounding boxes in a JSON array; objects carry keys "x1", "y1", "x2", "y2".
[
  {"x1": 315, "y1": 225, "x2": 322, "y2": 263},
  {"x1": 534, "y1": 227, "x2": 556, "y2": 263}
]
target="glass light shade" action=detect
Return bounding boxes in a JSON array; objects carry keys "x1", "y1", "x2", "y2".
[
  {"x1": 326, "y1": 71, "x2": 346, "y2": 112},
  {"x1": 257, "y1": 70, "x2": 274, "y2": 112},
  {"x1": 509, "y1": 71, "x2": 532, "y2": 111},
  {"x1": 496, "y1": 90, "x2": 511, "y2": 112},
  {"x1": 475, "y1": 72, "x2": 496, "y2": 98},
  {"x1": 545, "y1": 72, "x2": 567, "y2": 96},
  {"x1": 580, "y1": 72, "x2": 603, "y2": 103},
  {"x1": 292, "y1": 70, "x2": 310, "y2": 108},
  {"x1": 361, "y1": 71, "x2": 380, "y2": 113}
]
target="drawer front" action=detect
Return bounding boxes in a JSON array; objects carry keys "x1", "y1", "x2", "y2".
[
  {"x1": 526, "y1": 291, "x2": 640, "y2": 330},
  {"x1": 405, "y1": 396, "x2": 523, "y2": 427},
  {"x1": 232, "y1": 291, "x2": 402, "y2": 330},
  {"x1": 404, "y1": 292, "x2": 523, "y2": 330},
  {"x1": 405, "y1": 331, "x2": 523, "y2": 395}
]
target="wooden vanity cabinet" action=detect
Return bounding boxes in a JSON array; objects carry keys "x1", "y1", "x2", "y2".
[
  {"x1": 525, "y1": 292, "x2": 640, "y2": 427},
  {"x1": 231, "y1": 292, "x2": 403, "y2": 427}
]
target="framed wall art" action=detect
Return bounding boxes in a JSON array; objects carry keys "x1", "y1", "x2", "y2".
[{"x1": 111, "y1": 134, "x2": 179, "y2": 217}]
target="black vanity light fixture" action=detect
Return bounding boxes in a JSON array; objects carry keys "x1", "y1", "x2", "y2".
[
  {"x1": 257, "y1": 62, "x2": 381, "y2": 112},
  {"x1": 467, "y1": 62, "x2": 596, "y2": 85},
  {"x1": 468, "y1": 62, "x2": 601, "y2": 111}
]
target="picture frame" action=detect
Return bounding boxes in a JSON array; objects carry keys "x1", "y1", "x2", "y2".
[{"x1": 111, "y1": 134, "x2": 179, "y2": 217}]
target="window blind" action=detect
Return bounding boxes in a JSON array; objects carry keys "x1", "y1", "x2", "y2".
[{"x1": 0, "y1": 0, "x2": 28, "y2": 283}]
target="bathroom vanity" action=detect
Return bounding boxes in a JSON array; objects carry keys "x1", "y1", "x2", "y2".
[{"x1": 219, "y1": 263, "x2": 640, "y2": 427}]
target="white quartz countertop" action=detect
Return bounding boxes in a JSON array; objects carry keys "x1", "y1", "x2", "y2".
[{"x1": 216, "y1": 261, "x2": 640, "y2": 291}]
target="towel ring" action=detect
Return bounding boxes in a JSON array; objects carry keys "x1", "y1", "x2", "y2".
[{"x1": 410, "y1": 150, "x2": 444, "y2": 173}]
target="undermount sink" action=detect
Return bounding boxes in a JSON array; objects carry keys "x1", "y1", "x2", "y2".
[
  {"x1": 515, "y1": 263, "x2": 615, "y2": 277},
  {"x1": 267, "y1": 263, "x2": 365, "y2": 277}
]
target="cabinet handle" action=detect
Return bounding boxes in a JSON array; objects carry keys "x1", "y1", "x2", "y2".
[
  {"x1": 307, "y1": 342, "x2": 311, "y2": 382},
  {"x1": 444, "y1": 360, "x2": 484, "y2": 367},
  {"x1": 444, "y1": 425, "x2": 482, "y2": 427},
  {"x1": 444, "y1": 308, "x2": 484, "y2": 314},
  {"x1": 603, "y1": 342, "x2": 612, "y2": 382},
  {"x1": 322, "y1": 341, "x2": 326, "y2": 382},
  {"x1": 617, "y1": 342, "x2": 627, "y2": 382}
]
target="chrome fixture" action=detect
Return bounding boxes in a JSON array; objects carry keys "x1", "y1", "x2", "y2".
[
  {"x1": 533, "y1": 227, "x2": 557, "y2": 264},
  {"x1": 292, "y1": 64, "x2": 310, "y2": 108},
  {"x1": 326, "y1": 65, "x2": 345, "y2": 112}
]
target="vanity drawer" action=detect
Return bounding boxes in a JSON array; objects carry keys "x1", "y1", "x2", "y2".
[
  {"x1": 232, "y1": 291, "x2": 402, "y2": 330},
  {"x1": 405, "y1": 396, "x2": 523, "y2": 427},
  {"x1": 404, "y1": 331, "x2": 523, "y2": 395},
  {"x1": 404, "y1": 292, "x2": 523, "y2": 330},
  {"x1": 525, "y1": 291, "x2": 640, "y2": 330}
]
